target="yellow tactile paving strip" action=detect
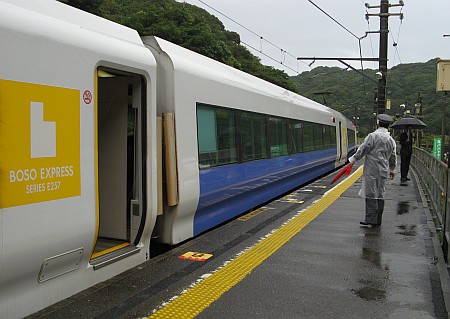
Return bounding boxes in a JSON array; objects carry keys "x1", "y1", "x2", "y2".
[{"x1": 148, "y1": 166, "x2": 363, "y2": 319}]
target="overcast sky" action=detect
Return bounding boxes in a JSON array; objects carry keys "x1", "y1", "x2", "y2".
[{"x1": 177, "y1": 0, "x2": 450, "y2": 75}]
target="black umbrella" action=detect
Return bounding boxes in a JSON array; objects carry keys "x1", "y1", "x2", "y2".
[{"x1": 390, "y1": 117, "x2": 427, "y2": 130}]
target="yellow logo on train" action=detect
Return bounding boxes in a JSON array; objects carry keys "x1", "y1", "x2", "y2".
[{"x1": 0, "y1": 80, "x2": 80, "y2": 208}]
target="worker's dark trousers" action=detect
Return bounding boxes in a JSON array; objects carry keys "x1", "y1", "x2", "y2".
[
  {"x1": 400, "y1": 151, "x2": 411, "y2": 179},
  {"x1": 365, "y1": 198, "x2": 384, "y2": 225}
]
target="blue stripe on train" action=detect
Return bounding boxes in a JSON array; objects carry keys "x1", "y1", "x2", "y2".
[{"x1": 194, "y1": 149, "x2": 337, "y2": 236}]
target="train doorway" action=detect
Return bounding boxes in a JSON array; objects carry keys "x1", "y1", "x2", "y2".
[{"x1": 91, "y1": 67, "x2": 146, "y2": 267}]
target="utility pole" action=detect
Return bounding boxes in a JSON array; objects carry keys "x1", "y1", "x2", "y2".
[
  {"x1": 366, "y1": 1, "x2": 404, "y2": 115},
  {"x1": 297, "y1": 1, "x2": 404, "y2": 132},
  {"x1": 378, "y1": 0, "x2": 389, "y2": 115}
]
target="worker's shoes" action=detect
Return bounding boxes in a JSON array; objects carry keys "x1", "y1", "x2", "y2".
[{"x1": 360, "y1": 222, "x2": 379, "y2": 228}]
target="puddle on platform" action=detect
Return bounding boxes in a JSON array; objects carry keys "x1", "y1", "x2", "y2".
[
  {"x1": 396, "y1": 201, "x2": 410, "y2": 215},
  {"x1": 362, "y1": 247, "x2": 381, "y2": 267},
  {"x1": 396, "y1": 224, "x2": 417, "y2": 236},
  {"x1": 353, "y1": 286, "x2": 386, "y2": 301}
]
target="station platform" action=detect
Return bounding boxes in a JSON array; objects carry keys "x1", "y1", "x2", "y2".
[{"x1": 29, "y1": 162, "x2": 450, "y2": 319}]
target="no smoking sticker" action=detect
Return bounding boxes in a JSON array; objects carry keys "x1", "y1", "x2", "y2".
[
  {"x1": 83, "y1": 90, "x2": 92, "y2": 104},
  {"x1": 179, "y1": 252, "x2": 213, "y2": 262}
]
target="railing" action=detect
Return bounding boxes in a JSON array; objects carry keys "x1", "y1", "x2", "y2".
[{"x1": 411, "y1": 146, "x2": 450, "y2": 261}]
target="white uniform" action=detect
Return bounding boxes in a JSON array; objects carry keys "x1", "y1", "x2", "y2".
[{"x1": 349, "y1": 126, "x2": 396, "y2": 225}]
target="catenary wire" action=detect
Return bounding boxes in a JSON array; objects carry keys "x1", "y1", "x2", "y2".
[
  {"x1": 193, "y1": 0, "x2": 309, "y2": 74},
  {"x1": 185, "y1": 0, "x2": 379, "y2": 85},
  {"x1": 307, "y1": 0, "x2": 361, "y2": 39},
  {"x1": 241, "y1": 41, "x2": 301, "y2": 75}
]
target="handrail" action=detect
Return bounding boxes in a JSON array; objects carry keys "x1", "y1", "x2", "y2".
[{"x1": 411, "y1": 146, "x2": 449, "y2": 260}]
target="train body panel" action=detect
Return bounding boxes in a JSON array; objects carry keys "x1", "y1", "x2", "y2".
[{"x1": 0, "y1": 1, "x2": 158, "y2": 318}]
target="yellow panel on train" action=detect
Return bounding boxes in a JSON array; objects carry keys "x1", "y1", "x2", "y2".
[{"x1": 0, "y1": 79, "x2": 81, "y2": 208}]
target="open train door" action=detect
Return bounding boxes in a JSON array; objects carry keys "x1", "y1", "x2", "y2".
[{"x1": 91, "y1": 67, "x2": 147, "y2": 268}]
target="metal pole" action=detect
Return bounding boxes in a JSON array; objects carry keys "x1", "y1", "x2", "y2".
[{"x1": 377, "y1": 0, "x2": 389, "y2": 115}]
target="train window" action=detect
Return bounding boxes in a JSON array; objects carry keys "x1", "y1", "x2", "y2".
[
  {"x1": 240, "y1": 111, "x2": 267, "y2": 161},
  {"x1": 197, "y1": 105, "x2": 237, "y2": 168},
  {"x1": 323, "y1": 125, "x2": 332, "y2": 149},
  {"x1": 347, "y1": 129, "x2": 356, "y2": 145},
  {"x1": 303, "y1": 122, "x2": 315, "y2": 152},
  {"x1": 288, "y1": 120, "x2": 303, "y2": 154},
  {"x1": 269, "y1": 117, "x2": 288, "y2": 157},
  {"x1": 330, "y1": 126, "x2": 337, "y2": 147},
  {"x1": 313, "y1": 124, "x2": 324, "y2": 150}
]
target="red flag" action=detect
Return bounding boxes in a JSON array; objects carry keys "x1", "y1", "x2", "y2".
[{"x1": 331, "y1": 164, "x2": 353, "y2": 184}]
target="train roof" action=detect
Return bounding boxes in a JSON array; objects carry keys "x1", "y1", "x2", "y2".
[
  {"x1": 0, "y1": 0, "x2": 143, "y2": 46},
  {"x1": 145, "y1": 36, "x2": 337, "y2": 117}
]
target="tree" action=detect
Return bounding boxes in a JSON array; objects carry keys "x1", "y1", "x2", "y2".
[
  {"x1": 59, "y1": 0, "x2": 103, "y2": 15},
  {"x1": 59, "y1": 0, "x2": 298, "y2": 92}
]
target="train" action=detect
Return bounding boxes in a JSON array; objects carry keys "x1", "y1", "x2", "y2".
[{"x1": 0, "y1": 0, "x2": 356, "y2": 318}]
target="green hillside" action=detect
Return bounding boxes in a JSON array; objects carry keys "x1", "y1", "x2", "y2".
[
  {"x1": 292, "y1": 59, "x2": 446, "y2": 137},
  {"x1": 60, "y1": 0, "x2": 448, "y2": 139}
]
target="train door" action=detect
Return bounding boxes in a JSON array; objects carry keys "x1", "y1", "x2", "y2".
[
  {"x1": 337, "y1": 121, "x2": 348, "y2": 164},
  {"x1": 91, "y1": 67, "x2": 146, "y2": 266}
]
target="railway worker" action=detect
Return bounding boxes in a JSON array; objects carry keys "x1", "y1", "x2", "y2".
[
  {"x1": 399, "y1": 126, "x2": 413, "y2": 182},
  {"x1": 348, "y1": 114, "x2": 397, "y2": 228}
]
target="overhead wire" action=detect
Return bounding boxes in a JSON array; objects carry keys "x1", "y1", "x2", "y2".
[
  {"x1": 190, "y1": 0, "x2": 377, "y2": 79},
  {"x1": 388, "y1": 5, "x2": 403, "y2": 66},
  {"x1": 308, "y1": 0, "x2": 375, "y2": 111},
  {"x1": 307, "y1": 0, "x2": 361, "y2": 40},
  {"x1": 240, "y1": 41, "x2": 302, "y2": 75},
  {"x1": 363, "y1": 2, "x2": 378, "y2": 69},
  {"x1": 187, "y1": 0, "x2": 384, "y2": 99},
  {"x1": 194, "y1": 0, "x2": 309, "y2": 74}
]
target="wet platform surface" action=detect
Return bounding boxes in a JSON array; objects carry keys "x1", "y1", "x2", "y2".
[{"x1": 30, "y1": 163, "x2": 450, "y2": 319}]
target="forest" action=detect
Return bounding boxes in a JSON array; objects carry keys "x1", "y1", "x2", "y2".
[
  {"x1": 60, "y1": 0, "x2": 448, "y2": 139},
  {"x1": 291, "y1": 60, "x2": 445, "y2": 138}
]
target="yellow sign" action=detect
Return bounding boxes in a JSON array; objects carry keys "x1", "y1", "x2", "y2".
[
  {"x1": 179, "y1": 252, "x2": 213, "y2": 262},
  {"x1": 0, "y1": 80, "x2": 81, "y2": 208}
]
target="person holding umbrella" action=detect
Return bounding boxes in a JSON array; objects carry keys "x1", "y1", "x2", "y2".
[
  {"x1": 348, "y1": 114, "x2": 397, "y2": 228},
  {"x1": 399, "y1": 126, "x2": 413, "y2": 182},
  {"x1": 391, "y1": 117, "x2": 427, "y2": 180}
]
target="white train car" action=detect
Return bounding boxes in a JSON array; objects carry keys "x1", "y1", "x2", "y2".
[
  {"x1": 144, "y1": 37, "x2": 350, "y2": 245},
  {"x1": 0, "y1": 1, "x2": 355, "y2": 317},
  {"x1": 0, "y1": 1, "x2": 158, "y2": 318}
]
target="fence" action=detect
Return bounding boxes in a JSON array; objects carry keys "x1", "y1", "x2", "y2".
[{"x1": 411, "y1": 146, "x2": 450, "y2": 261}]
